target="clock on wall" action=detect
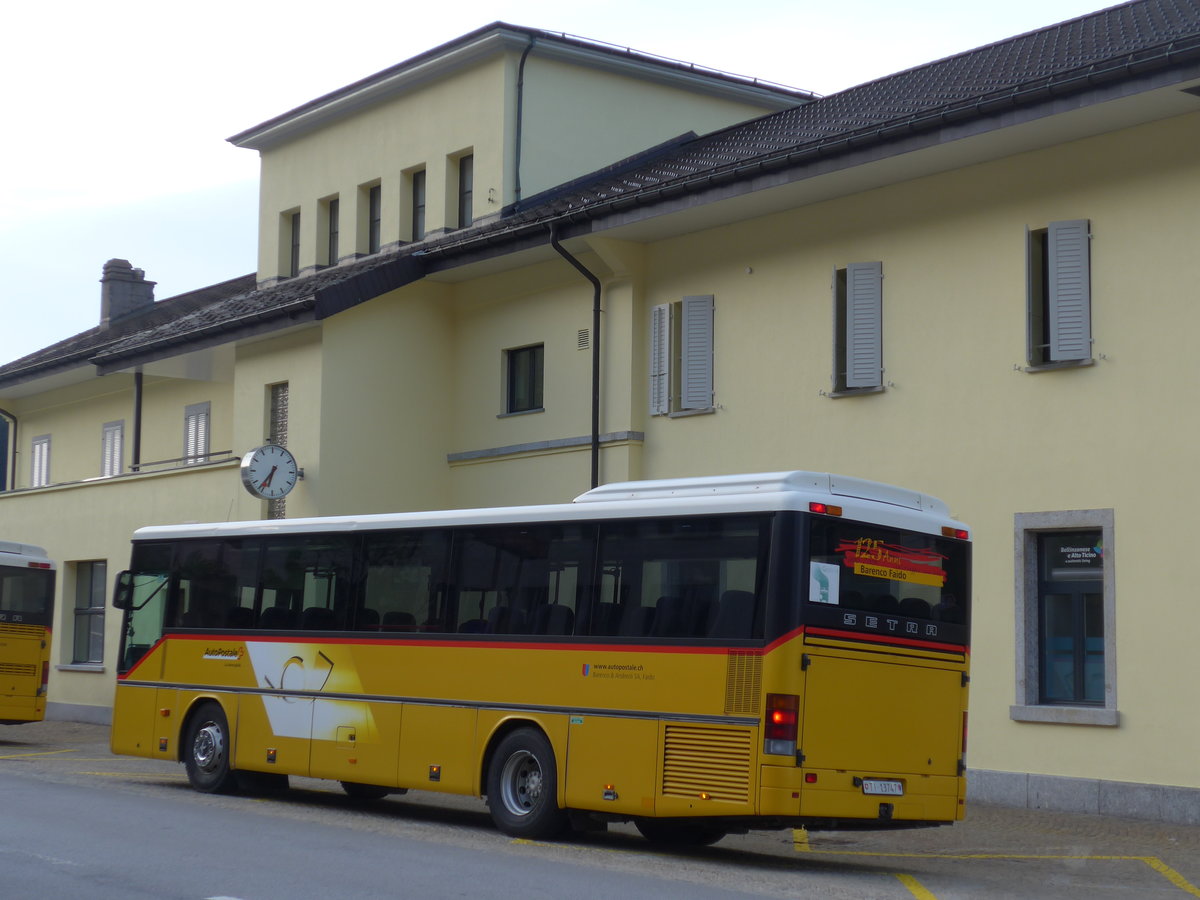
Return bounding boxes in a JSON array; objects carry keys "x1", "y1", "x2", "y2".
[{"x1": 240, "y1": 444, "x2": 300, "y2": 500}]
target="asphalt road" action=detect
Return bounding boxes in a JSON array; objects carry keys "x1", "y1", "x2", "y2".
[{"x1": 3, "y1": 720, "x2": 1199, "y2": 899}]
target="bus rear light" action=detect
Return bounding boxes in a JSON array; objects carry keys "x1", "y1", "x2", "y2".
[
  {"x1": 805, "y1": 773, "x2": 818, "y2": 784},
  {"x1": 764, "y1": 693, "x2": 799, "y2": 756},
  {"x1": 942, "y1": 526, "x2": 969, "y2": 540},
  {"x1": 39, "y1": 661, "x2": 48, "y2": 696},
  {"x1": 27, "y1": 561, "x2": 51, "y2": 569},
  {"x1": 809, "y1": 502, "x2": 843, "y2": 517}
]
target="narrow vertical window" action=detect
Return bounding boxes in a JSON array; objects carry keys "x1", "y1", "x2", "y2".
[
  {"x1": 411, "y1": 169, "x2": 427, "y2": 241},
  {"x1": 289, "y1": 212, "x2": 301, "y2": 278},
  {"x1": 268, "y1": 382, "x2": 289, "y2": 520},
  {"x1": 1026, "y1": 219, "x2": 1092, "y2": 366},
  {"x1": 184, "y1": 402, "x2": 210, "y2": 465},
  {"x1": 832, "y1": 262, "x2": 883, "y2": 392},
  {"x1": 1037, "y1": 531, "x2": 1105, "y2": 705},
  {"x1": 1012, "y1": 509, "x2": 1117, "y2": 726},
  {"x1": 506, "y1": 344, "x2": 544, "y2": 414},
  {"x1": 73, "y1": 560, "x2": 107, "y2": 665},
  {"x1": 101, "y1": 420, "x2": 124, "y2": 477},
  {"x1": 326, "y1": 197, "x2": 340, "y2": 266},
  {"x1": 368, "y1": 185, "x2": 382, "y2": 254},
  {"x1": 457, "y1": 154, "x2": 474, "y2": 230},
  {"x1": 30, "y1": 434, "x2": 50, "y2": 487}
]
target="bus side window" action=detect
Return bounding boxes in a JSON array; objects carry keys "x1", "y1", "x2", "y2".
[{"x1": 363, "y1": 530, "x2": 449, "y2": 635}]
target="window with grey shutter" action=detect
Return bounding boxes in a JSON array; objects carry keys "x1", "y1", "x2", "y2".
[
  {"x1": 1047, "y1": 219, "x2": 1091, "y2": 362},
  {"x1": 832, "y1": 262, "x2": 883, "y2": 393},
  {"x1": 679, "y1": 295, "x2": 715, "y2": 410},
  {"x1": 649, "y1": 304, "x2": 671, "y2": 416},
  {"x1": 184, "y1": 402, "x2": 210, "y2": 465},
  {"x1": 1026, "y1": 219, "x2": 1092, "y2": 367}
]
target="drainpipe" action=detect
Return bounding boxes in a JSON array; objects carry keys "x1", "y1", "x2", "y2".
[
  {"x1": 549, "y1": 226, "x2": 601, "y2": 489},
  {"x1": 514, "y1": 37, "x2": 536, "y2": 207},
  {"x1": 131, "y1": 371, "x2": 143, "y2": 471}
]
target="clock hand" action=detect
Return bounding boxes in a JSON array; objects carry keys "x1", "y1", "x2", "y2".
[{"x1": 259, "y1": 466, "x2": 277, "y2": 489}]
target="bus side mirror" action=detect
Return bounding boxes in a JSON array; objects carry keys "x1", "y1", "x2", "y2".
[{"x1": 112, "y1": 571, "x2": 133, "y2": 610}]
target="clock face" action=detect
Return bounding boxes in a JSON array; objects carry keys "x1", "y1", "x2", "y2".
[{"x1": 240, "y1": 444, "x2": 299, "y2": 500}]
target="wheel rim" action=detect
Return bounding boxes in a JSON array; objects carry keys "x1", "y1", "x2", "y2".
[
  {"x1": 192, "y1": 721, "x2": 225, "y2": 774},
  {"x1": 499, "y1": 749, "x2": 543, "y2": 817}
]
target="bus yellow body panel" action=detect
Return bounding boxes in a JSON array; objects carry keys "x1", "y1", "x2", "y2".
[{"x1": 0, "y1": 626, "x2": 48, "y2": 722}]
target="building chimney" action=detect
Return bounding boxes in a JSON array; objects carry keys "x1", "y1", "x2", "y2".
[{"x1": 100, "y1": 258, "x2": 155, "y2": 327}]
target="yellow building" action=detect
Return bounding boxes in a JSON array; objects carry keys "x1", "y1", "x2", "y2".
[{"x1": 3, "y1": 4, "x2": 1200, "y2": 822}]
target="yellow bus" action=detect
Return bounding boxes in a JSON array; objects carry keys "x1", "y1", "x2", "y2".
[
  {"x1": 111, "y1": 471, "x2": 970, "y2": 844},
  {"x1": 0, "y1": 541, "x2": 56, "y2": 725}
]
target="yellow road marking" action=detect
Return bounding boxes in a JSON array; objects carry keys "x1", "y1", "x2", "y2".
[
  {"x1": 1144, "y1": 858, "x2": 1200, "y2": 898},
  {"x1": 792, "y1": 828, "x2": 810, "y2": 851},
  {"x1": 895, "y1": 873, "x2": 939, "y2": 900},
  {"x1": 799, "y1": 845, "x2": 1200, "y2": 896},
  {"x1": 0, "y1": 749, "x2": 77, "y2": 759}
]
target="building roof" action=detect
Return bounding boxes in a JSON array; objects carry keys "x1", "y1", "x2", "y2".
[
  {"x1": 228, "y1": 22, "x2": 816, "y2": 152},
  {"x1": 4, "y1": 0, "x2": 1199, "y2": 386}
]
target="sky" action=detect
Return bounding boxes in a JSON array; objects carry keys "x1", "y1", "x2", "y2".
[{"x1": 0, "y1": 0, "x2": 1108, "y2": 364}]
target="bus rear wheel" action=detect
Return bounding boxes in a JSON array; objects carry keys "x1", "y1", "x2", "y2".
[
  {"x1": 183, "y1": 702, "x2": 239, "y2": 794},
  {"x1": 635, "y1": 819, "x2": 727, "y2": 847},
  {"x1": 486, "y1": 728, "x2": 567, "y2": 839}
]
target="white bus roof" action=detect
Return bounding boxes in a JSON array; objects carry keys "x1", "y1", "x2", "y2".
[
  {"x1": 129, "y1": 472, "x2": 964, "y2": 543},
  {"x1": 0, "y1": 541, "x2": 52, "y2": 564}
]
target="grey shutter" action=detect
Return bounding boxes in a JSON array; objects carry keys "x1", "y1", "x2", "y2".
[
  {"x1": 680, "y1": 295, "x2": 714, "y2": 409},
  {"x1": 844, "y1": 262, "x2": 883, "y2": 389},
  {"x1": 649, "y1": 304, "x2": 671, "y2": 415},
  {"x1": 1047, "y1": 219, "x2": 1091, "y2": 361}
]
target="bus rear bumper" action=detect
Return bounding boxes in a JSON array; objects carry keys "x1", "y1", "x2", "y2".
[{"x1": 760, "y1": 764, "x2": 964, "y2": 824}]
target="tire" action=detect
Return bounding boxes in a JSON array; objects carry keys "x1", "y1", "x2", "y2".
[
  {"x1": 486, "y1": 728, "x2": 568, "y2": 839},
  {"x1": 183, "y1": 702, "x2": 239, "y2": 794},
  {"x1": 340, "y1": 781, "x2": 391, "y2": 800},
  {"x1": 635, "y1": 818, "x2": 727, "y2": 847}
]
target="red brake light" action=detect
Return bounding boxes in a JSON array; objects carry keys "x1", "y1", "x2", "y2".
[
  {"x1": 765, "y1": 694, "x2": 799, "y2": 741},
  {"x1": 809, "y1": 502, "x2": 843, "y2": 516},
  {"x1": 27, "y1": 561, "x2": 51, "y2": 569},
  {"x1": 942, "y1": 526, "x2": 969, "y2": 540}
]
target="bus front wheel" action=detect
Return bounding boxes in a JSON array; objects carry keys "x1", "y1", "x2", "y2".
[
  {"x1": 486, "y1": 728, "x2": 567, "y2": 839},
  {"x1": 183, "y1": 702, "x2": 239, "y2": 794}
]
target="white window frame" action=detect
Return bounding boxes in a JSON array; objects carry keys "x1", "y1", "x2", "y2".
[
  {"x1": 30, "y1": 434, "x2": 50, "y2": 487},
  {"x1": 184, "y1": 402, "x2": 210, "y2": 465},
  {"x1": 1011, "y1": 508, "x2": 1118, "y2": 726},
  {"x1": 70, "y1": 560, "x2": 107, "y2": 666},
  {"x1": 101, "y1": 420, "x2": 124, "y2": 477}
]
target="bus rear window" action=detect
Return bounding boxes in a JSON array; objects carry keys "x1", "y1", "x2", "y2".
[{"x1": 805, "y1": 517, "x2": 969, "y2": 642}]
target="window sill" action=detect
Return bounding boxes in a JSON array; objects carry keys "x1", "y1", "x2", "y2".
[
  {"x1": 826, "y1": 385, "x2": 885, "y2": 398},
  {"x1": 56, "y1": 663, "x2": 105, "y2": 674},
  {"x1": 497, "y1": 407, "x2": 544, "y2": 419},
  {"x1": 667, "y1": 407, "x2": 716, "y2": 419},
  {"x1": 1020, "y1": 358, "x2": 1094, "y2": 373},
  {"x1": 1010, "y1": 704, "x2": 1118, "y2": 726}
]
